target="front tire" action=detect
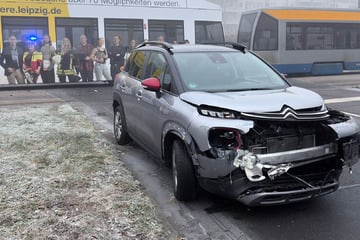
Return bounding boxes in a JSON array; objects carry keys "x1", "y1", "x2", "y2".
[
  {"x1": 172, "y1": 139, "x2": 197, "y2": 201},
  {"x1": 114, "y1": 104, "x2": 131, "y2": 145}
]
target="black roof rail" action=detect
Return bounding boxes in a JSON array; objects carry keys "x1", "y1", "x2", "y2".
[
  {"x1": 198, "y1": 41, "x2": 247, "y2": 53},
  {"x1": 136, "y1": 41, "x2": 174, "y2": 53},
  {"x1": 226, "y1": 42, "x2": 247, "y2": 53}
]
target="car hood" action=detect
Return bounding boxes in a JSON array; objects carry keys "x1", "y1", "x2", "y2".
[{"x1": 179, "y1": 86, "x2": 325, "y2": 113}]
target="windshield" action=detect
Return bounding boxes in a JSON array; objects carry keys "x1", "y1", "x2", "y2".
[{"x1": 173, "y1": 51, "x2": 289, "y2": 92}]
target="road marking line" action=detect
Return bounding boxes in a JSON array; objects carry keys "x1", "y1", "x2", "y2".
[
  {"x1": 324, "y1": 98, "x2": 360, "y2": 118},
  {"x1": 198, "y1": 223, "x2": 208, "y2": 236},
  {"x1": 339, "y1": 183, "x2": 360, "y2": 190},
  {"x1": 324, "y1": 96, "x2": 360, "y2": 104},
  {"x1": 343, "y1": 111, "x2": 360, "y2": 118},
  {"x1": 344, "y1": 87, "x2": 360, "y2": 92}
]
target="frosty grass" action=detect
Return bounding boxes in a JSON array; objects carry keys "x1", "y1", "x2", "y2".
[{"x1": 0, "y1": 103, "x2": 169, "y2": 239}]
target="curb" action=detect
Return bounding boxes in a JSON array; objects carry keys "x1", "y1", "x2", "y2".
[{"x1": 0, "y1": 81, "x2": 112, "y2": 91}]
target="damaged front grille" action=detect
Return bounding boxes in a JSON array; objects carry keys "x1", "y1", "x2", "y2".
[
  {"x1": 242, "y1": 121, "x2": 337, "y2": 154},
  {"x1": 231, "y1": 121, "x2": 339, "y2": 182}
]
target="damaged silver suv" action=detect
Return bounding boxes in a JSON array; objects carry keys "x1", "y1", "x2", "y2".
[{"x1": 113, "y1": 42, "x2": 360, "y2": 206}]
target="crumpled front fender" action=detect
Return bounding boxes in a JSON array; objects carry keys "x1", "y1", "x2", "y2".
[
  {"x1": 188, "y1": 115, "x2": 253, "y2": 152},
  {"x1": 328, "y1": 116, "x2": 360, "y2": 138}
]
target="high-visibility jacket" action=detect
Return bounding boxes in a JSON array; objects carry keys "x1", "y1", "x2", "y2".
[{"x1": 23, "y1": 51, "x2": 42, "y2": 72}]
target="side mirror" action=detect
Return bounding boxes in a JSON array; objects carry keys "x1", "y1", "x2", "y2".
[{"x1": 142, "y1": 77, "x2": 161, "y2": 92}]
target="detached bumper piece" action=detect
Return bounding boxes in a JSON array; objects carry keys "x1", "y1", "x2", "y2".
[{"x1": 233, "y1": 143, "x2": 338, "y2": 182}]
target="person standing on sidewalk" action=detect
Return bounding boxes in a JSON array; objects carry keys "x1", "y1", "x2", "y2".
[
  {"x1": 56, "y1": 37, "x2": 79, "y2": 83},
  {"x1": 75, "y1": 34, "x2": 94, "y2": 82},
  {"x1": 23, "y1": 42, "x2": 43, "y2": 84},
  {"x1": 108, "y1": 35, "x2": 125, "y2": 80},
  {"x1": 91, "y1": 37, "x2": 112, "y2": 81},
  {"x1": 40, "y1": 34, "x2": 56, "y2": 83},
  {"x1": 0, "y1": 34, "x2": 25, "y2": 85}
]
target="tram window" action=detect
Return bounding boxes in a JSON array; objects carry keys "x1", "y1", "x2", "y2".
[
  {"x1": 2, "y1": 17, "x2": 48, "y2": 49},
  {"x1": 104, "y1": 19, "x2": 143, "y2": 49},
  {"x1": 195, "y1": 21, "x2": 224, "y2": 43},
  {"x1": 254, "y1": 13, "x2": 278, "y2": 51},
  {"x1": 306, "y1": 25, "x2": 334, "y2": 50},
  {"x1": 238, "y1": 13, "x2": 257, "y2": 48},
  {"x1": 55, "y1": 18, "x2": 98, "y2": 49},
  {"x1": 349, "y1": 28, "x2": 360, "y2": 49},
  {"x1": 334, "y1": 26, "x2": 347, "y2": 49},
  {"x1": 148, "y1": 20, "x2": 184, "y2": 43},
  {"x1": 334, "y1": 23, "x2": 360, "y2": 49},
  {"x1": 287, "y1": 22, "x2": 360, "y2": 50},
  {"x1": 286, "y1": 25, "x2": 304, "y2": 50}
]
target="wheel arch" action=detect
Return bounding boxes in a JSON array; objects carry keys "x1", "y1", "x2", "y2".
[
  {"x1": 112, "y1": 96, "x2": 121, "y2": 111},
  {"x1": 113, "y1": 100, "x2": 119, "y2": 111},
  {"x1": 112, "y1": 89, "x2": 124, "y2": 111},
  {"x1": 113, "y1": 98, "x2": 126, "y2": 130},
  {"x1": 162, "y1": 122, "x2": 199, "y2": 168}
]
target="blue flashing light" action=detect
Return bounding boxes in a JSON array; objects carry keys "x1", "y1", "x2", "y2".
[{"x1": 27, "y1": 35, "x2": 38, "y2": 42}]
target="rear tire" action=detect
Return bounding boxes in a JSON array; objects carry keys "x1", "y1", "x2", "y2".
[
  {"x1": 172, "y1": 139, "x2": 198, "y2": 201},
  {"x1": 114, "y1": 104, "x2": 131, "y2": 145}
]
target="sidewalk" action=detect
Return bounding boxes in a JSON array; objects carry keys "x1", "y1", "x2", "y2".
[
  {"x1": 0, "y1": 81, "x2": 111, "y2": 106},
  {"x1": 0, "y1": 81, "x2": 110, "y2": 91},
  {"x1": 0, "y1": 90, "x2": 64, "y2": 106}
]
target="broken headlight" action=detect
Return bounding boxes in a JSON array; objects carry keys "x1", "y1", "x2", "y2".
[
  {"x1": 208, "y1": 128, "x2": 242, "y2": 160},
  {"x1": 209, "y1": 128, "x2": 242, "y2": 149}
]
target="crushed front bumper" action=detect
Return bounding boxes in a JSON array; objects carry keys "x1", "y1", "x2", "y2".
[
  {"x1": 197, "y1": 156, "x2": 341, "y2": 206},
  {"x1": 192, "y1": 114, "x2": 359, "y2": 206},
  {"x1": 196, "y1": 149, "x2": 344, "y2": 206}
]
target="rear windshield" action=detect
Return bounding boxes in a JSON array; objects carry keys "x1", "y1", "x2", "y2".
[{"x1": 173, "y1": 51, "x2": 288, "y2": 92}]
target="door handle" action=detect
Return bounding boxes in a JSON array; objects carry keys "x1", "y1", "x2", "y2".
[
  {"x1": 136, "y1": 90, "x2": 142, "y2": 100},
  {"x1": 120, "y1": 84, "x2": 126, "y2": 92}
]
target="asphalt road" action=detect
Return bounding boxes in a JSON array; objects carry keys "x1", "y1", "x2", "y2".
[{"x1": 42, "y1": 74, "x2": 360, "y2": 240}]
